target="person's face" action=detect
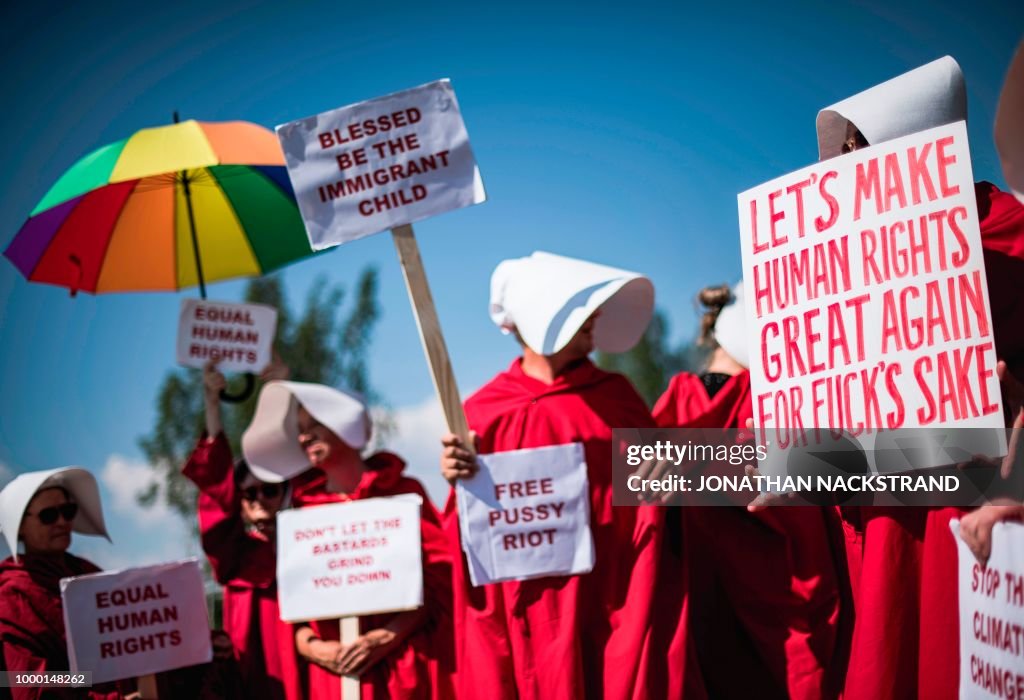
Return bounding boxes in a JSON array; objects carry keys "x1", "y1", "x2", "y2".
[
  {"x1": 19, "y1": 488, "x2": 76, "y2": 555},
  {"x1": 297, "y1": 405, "x2": 346, "y2": 467},
  {"x1": 841, "y1": 122, "x2": 870, "y2": 154},
  {"x1": 238, "y1": 473, "x2": 284, "y2": 532},
  {"x1": 557, "y1": 308, "x2": 602, "y2": 362}
]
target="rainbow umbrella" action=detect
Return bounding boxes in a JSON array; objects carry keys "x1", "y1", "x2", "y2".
[{"x1": 4, "y1": 116, "x2": 315, "y2": 298}]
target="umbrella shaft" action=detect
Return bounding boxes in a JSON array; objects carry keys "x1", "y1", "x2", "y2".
[{"x1": 181, "y1": 172, "x2": 207, "y2": 299}]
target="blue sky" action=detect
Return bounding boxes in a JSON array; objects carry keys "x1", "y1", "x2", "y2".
[{"x1": 0, "y1": 0, "x2": 1020, "y2": 566}]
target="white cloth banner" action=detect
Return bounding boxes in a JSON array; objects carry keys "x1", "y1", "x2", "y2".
[
  {"x1": 61, "y1": 559, "x2": 211, "y2": 684},
  {"x1": 737, "y1": 122, "x2": 1005, "y2": 476},
  {"x1": 276, "y1": 495, "x2": 423, "y2": 621},
  {"x1": 951, "y1": 519, "x2": 1024, "y2": 698},
  {"x1": 456, "y1": 442, "x2": 594, "y2": 586},
  {"x1": 176, "y1": 299, "x2": 277, "y2": 373},
  {"x1": 277, "y1": 79, "x2": 486, "y2": 250}
]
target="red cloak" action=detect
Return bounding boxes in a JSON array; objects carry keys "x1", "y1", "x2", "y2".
[
  {"x1": 842, "y1": 182, "x2": 1024, "y2": 700},
  {"x1": 289, "y1": 453, "x2": 454, "y2": 700},
  {"x1": 0, "y1": 553, "x2": 123, "y2": 700},
  {"x1": 183, "y1": 433, "x2": 302, "y2": 700},
  {"x1": 653, "y1": 371, "x2": 853, "y2": 700},
  {"x1": 445, "y1": 358, "x2": 701, "y2": 700}
]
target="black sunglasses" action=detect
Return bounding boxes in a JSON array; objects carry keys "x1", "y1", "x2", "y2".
[
  {"x1": 29, "y1": 502, "x2": 79, "y2": 525},
  {"x1": 240, "y1": 484, "x2": 283, "y2": 501}
]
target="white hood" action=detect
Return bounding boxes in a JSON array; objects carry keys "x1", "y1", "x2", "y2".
[
  {"x1": 0, "y1": 467, "x2": 110, "y2": 561},
  {"x1": 241, "y1": 381, "x2": 370, "y2": 483},
  {"x1": 489, "y1": 251, "x2": 654, "y2": 356},
  {"x1": 817, "y1": 56, "x2": 966, "y2": 161},
  {"x1": 713, "y1": 282, "x2": 748, "y2": 369}
]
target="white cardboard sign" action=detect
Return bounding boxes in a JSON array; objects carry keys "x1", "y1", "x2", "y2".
[
  {"x1": 456, "y1": 442, "x2": 594, "y2": 586},
  {"x1": 61, "y1": 559, "x2": 211, "y2": 684},
  {"x1": 276, "y1": 495, "x2": 424, "y2": 622},
  {"x1": 176, "y1": 299, "x2": 277, "y2": 373},
  {"x1": 276, "y1": 79, "x2": 486, "y2": 250},
  {"x1": 951, "y1": 519, "x2": 1024, "y2": 698},
  {"x1": 737, "y1": 122, "x2": 1004, "y2": 475}
]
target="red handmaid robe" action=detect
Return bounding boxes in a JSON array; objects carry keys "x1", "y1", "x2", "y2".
[
  {"x1": 290, "y1": 453, "x2": 454, "y2": 700},
  {"x1": 842, "y1": 182, "x2": 1024, "y2": 700},
  {"x1": 446, "y1": 358, "x2": 701, "y2": 700},
  {"x1": 183, "y1": 433, "x2": 302, "y2": 700},
  {"x1": 653, "y1": 371, "x2": 853, "y2": 700},
  {"x1": 0, "y1": 553, "x2": 125, "y2": 700}
]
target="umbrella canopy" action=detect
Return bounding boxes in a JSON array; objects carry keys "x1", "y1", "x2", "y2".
[{"x1": 4, "y1": 119, "x2": 317, "y2": 295}]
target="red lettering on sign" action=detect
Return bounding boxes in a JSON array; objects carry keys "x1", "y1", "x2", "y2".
[{"x1": 501, "y1": 529, "x2": 557, "y2": 550}]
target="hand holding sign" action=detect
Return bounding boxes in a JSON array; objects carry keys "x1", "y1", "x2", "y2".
[
  {"x1": 959, "y1": 502, "x2": 1024, "y2": 565},
  {"x1": 336, "y1": 627, "x2": 400, "y2": 676},
  {"x1": 440, "y1": 431, "x2": 480, "y2": 483},
  {"x1": 259, "y1": 351, "x2": 291, "y2": 383},
  {"x1": 203, "y1": 360, "x2": 228, "y2": 397}
]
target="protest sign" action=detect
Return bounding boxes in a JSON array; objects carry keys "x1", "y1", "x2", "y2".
[
  {"x1": 951, "y1": 519, "x2": 1024, "y2": 699},
  {"x1": 737, "y1": 121, "x2": 1004, "y2": 474},
  {"x1": 276, "y1": 79, "x2": 485, "y2": 250},
  {"x1": 61, "y1": 559, "x2": 211, "y2": 684},
  {"x1": 276, "y1": 495, "x2": 424, "y2": 622},
  {"x1": 456, "y1": 442, "x2": 594, "y2": 586},
  {"x1": 176, "y1": 299, "x2": 277, "y2": 372},
  {"x1": 277, "y1": 79, "x2": 485, "y2": 460}
]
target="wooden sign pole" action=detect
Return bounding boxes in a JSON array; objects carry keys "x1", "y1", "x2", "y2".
[
  {"x1": 340, "y1": 617, "x2": 359, "y2": 699},
  {"x1": 390, "y1": 224, "x2": 474, "y2": 452},
  {"x1": 137, "y1": 673, "x2": 159, "y2": 699}
]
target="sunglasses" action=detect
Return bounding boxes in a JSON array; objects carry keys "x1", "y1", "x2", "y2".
[
  {"x1": 29, "y1": 502, "x2": 79, "y2": 525},
  {"x1": 240, "y1": 484, "x2": 283, "y2": 501}
]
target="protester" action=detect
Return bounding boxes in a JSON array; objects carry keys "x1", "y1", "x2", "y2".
[
  {"x1": 439, "y1": 251, "x2": 703, "y2": 699},
  {"x1": 242, "y1": 380, "x2": 453, "y2": 700},
  {"x1": 182, "y1": 356, "x2": 301, "y2": 700},
  {"x1": 956, "y1": 41, "x2": 1024, "y2": 569},
  {"x1": 816, "y1": 55, "x2": 1024, "y2": 699},
  {"x1": 0, "y1": 468, "x2": 127, "y2": 700},
  {"x1": 651, "y1": 283, "x2": 852, "y2": 700}
]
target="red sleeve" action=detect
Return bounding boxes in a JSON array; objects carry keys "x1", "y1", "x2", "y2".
[
  {"x1": 978, "y1": 181, "x2": 1024, "y2": 258},
  {"x1": 1, "y1": 598, "x2": 122, "y2": 700},
  {"x1": 419, "y1": 492, "x2": 453, "y2": 628},
  {"x1": 652, "y1": 375, "x2": 681, "y2": 427},
  {"x1": 3, "y1": 628, "x2": 47, "y2": 700},
  {"x1": 182, "y1": 433, "x2": 245, "y2": 584},
  {"x1": 183, "y1": 432, "x2": 234, "y2": 497},
  {"x1": 607, "y1": 372, "x2": 657, "y2": 429},
  {"x1": 397, "y1": 478, "x2": 453, "y2": 629}
]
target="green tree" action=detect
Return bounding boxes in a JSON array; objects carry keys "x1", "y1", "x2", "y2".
[
  {"x1": 597, "y1": 308, "x2": 707, "y2": 407},
  {"x1": 138, "y1": 268, "x2": 381, "y2": 521}
]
